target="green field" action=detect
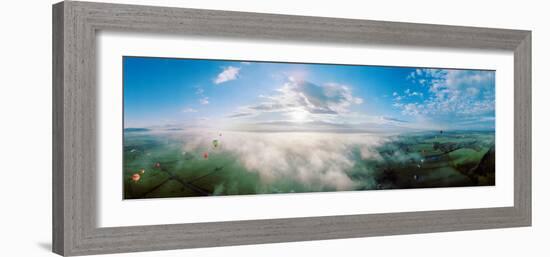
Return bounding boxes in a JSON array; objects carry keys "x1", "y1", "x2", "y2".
[{"x1": 123, "y1": 130, "x2": 495, "y2": 199}]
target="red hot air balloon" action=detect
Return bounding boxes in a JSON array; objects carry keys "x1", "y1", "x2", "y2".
[
  {"x1": 203, "y1": 152, "x2": 209, "y2": 159},
  {"x1": 131, "y1": 173, "x2": 141, "y2": 183}
]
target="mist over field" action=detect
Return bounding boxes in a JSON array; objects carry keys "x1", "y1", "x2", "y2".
[
  {"x1": 123, "y1": 129, "x2": 494, "y2": 199},
  {"x1": 179, "y1": 131, "x2": 385, "y2": 190}
]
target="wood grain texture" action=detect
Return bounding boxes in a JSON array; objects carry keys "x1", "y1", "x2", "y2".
[
  {"x1": 52, "y1": 2, "x2": 65, "y2": 255},
  {"x1": 52, "y1": 1, "x2": 532, "y2": 256},
  {"x1": 514, "y1": 32, "x2": 532, "y2": 224}
]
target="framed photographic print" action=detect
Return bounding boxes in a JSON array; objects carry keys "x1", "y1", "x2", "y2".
[{"x1": 53, "y1": 1, "x2": 531, "y2": 256}]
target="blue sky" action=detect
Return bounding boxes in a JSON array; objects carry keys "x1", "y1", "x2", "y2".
[{"x1": 123, "y1": 56, "x2": 495, "y2": 132}]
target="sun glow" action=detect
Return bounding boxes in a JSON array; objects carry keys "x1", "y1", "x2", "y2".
[{"x1": 289, "y1": 110, "x2": 309, "y2": 123}]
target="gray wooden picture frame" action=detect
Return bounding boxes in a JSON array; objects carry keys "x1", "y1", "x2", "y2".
[{"x1": 52, "y1": 1, "x2": 531, "y2": 256}]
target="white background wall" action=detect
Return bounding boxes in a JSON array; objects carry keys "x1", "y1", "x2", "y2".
[{"x1": 0, "y1": 0, "x2": 547, "y2": 256}]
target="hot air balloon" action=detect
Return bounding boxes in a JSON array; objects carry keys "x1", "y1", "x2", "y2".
[
  {"x1": 212, "y1": 139, "x2": 219, "y2": 148},
  {"x1": 203, "y1": 152, "x2": 209, "y2": 159},
  {"x1": 154, "y1": 162, "x2": 161, "y2": 168},
  {"x1": 140, "y1": 168, "x2": 145, "y2": 174},
  {"x1": 131, "y1": 173, "x2": 141, "y2": 183}
]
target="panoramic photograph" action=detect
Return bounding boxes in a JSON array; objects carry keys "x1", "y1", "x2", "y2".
[{"x1": 123, "y1": 56, "x2": 496, "y2": 199}]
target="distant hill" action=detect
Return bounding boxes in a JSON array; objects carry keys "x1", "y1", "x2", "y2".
[
  {"x1": 472, "y1": 145, "x2": 495, "y2": 176},
  {"x1": 124, "y1": 128, "x2": 150, "y2": 132},
  {"x1": 467, "y1": 145, "x2": 495, "y2": 185}
]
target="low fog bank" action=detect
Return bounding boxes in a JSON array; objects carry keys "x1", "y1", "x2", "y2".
[
  {"x1": 153, "y1": 130, "x2": 391, "y2": 191},
  {"x1": 125, "y1": 128, "x2": 495, "y2": 198}
]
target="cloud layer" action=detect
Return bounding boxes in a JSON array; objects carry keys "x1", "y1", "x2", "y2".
[
  {"x1": 178, "y1": 131, "x2": 386, "y2": 191},
  {"x1": 395, "y1": 69, "x2": 495, "y2": 117},
  {"x1": 229, "y1": 78, "x2": 363, "y2": 124}
]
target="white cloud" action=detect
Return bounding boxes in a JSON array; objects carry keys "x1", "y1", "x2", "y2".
[
  {"x1": 392, "y1": 102, "x2": 404, "y2": 108},
  {"x1": 402, "y1": 103, "x2": 423, "y2": 116},
  {"x1": 195, "y1": 86, "x2": 211, "y2": 105},
  {"x1": 393, "y1": 89, "x2": 423, "y2": 104},
  {"x1": 182, "y1": 108, "x2": 197, "y2": 113},
  {"x1": 214, "y1": 66, "x2": 241, "y2": 84},
  {"x1": 199, "y1": 97, "x2": 209, "y2": 105},
  {"x1": 404, "y1": 88, "x2": 423, "y2": 97}
]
